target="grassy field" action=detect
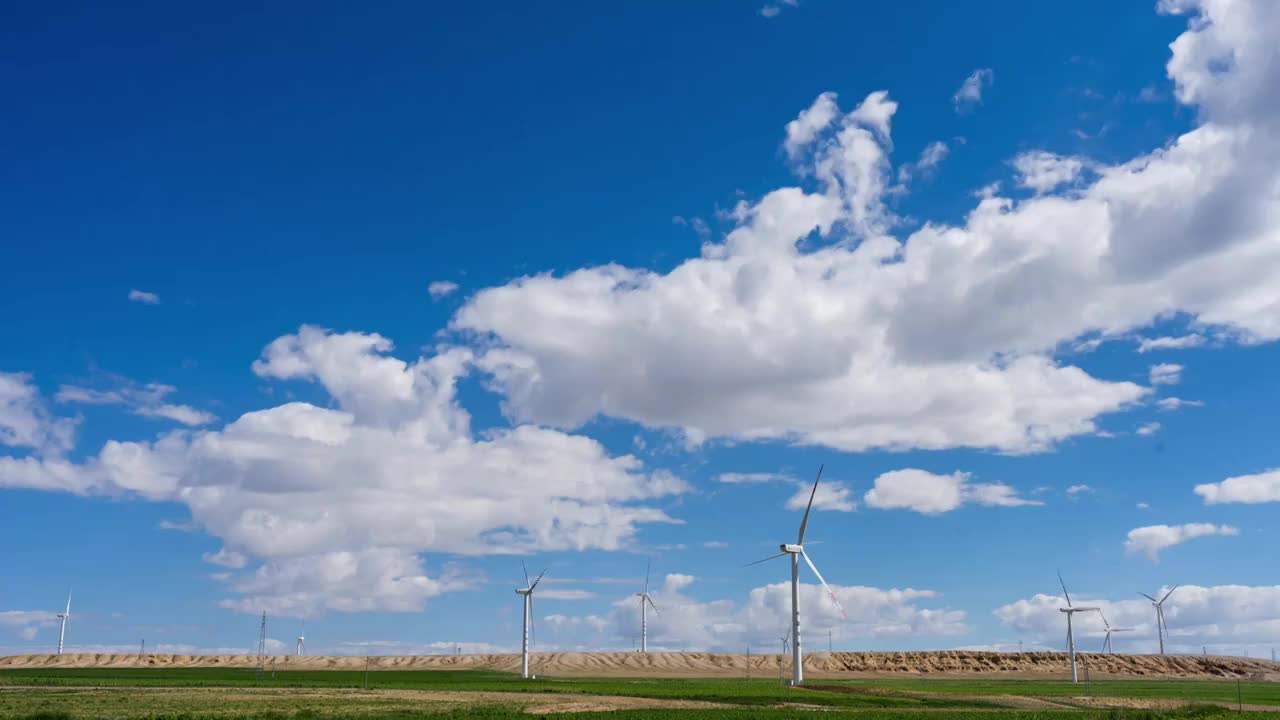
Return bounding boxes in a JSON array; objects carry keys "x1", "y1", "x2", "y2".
[
  {"x1": 828, "y1": 678, "x2": 1280, "y2": 706},
  {"x1": 1, "y1": 667, "x2": 1276, "y2": 719},
  {"x1": 0, "y1": 669, "x2": 972, "y2": 709}
]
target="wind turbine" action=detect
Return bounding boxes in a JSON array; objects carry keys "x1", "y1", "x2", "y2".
[
  {"x1": 1096, "y1": 610, "x2": 1133, "y2": 654},
  {"x1": 56, "y1": 591, "x2": 71, "y2": 655},
  {"x1": 634, "y1": 561, "x2": 660, "y2": 653},
  {"x1": 515, "y1": 563, "x2": 546, "y2": 679},
  {"x1": 1139, "y1": 586, "x2": 1178, "y2": 655},
  {"x1": 748, "y1": 465, "x2": 847, "y2": 686},
  {"x1": 296, "y1": 626, "x2": 305, "y2": 656},
  {"x1": 1057, "y1": 572, "x2": 1098, "y2": 683}
]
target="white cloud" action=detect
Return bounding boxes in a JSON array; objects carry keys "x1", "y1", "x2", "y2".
[
  {"x1": 717, "y1": 472, "x2": 789, "y2": 484},
  {"x1": 57, "y1": 378, "x2": 215, "y2": 427},
  {"x1": 1149, "y1": 363, "x2": 1184, "y2": 385},
  {"x1": 202, "y1": 548, "x2": 248, "y2": 569},
  {"x1": 783, "y1": 91, "x2": 839, "y2": 161},
  {"x1": 897, "y1": 141, "x2": 950, "y2": 185},
  {"x1": 1066, "y1": 484, "x2": 1095, "y2": 495},
  {"x1": 0, "y1": 372, "x2": 76, "y2": 454},
  {"x1": 538, "y1": 589, "x2": 597, "y2": 600},
  {"x1": 1156, "y1": 396, "x2": 1204, "y2": 410},
  {"x1": 1124, "y1": 523, "x2": 1239, "y2": 561},
  {"x1": 1136, "y1": 421, "x2": 1162, "y2": 436},
  {"x1": 1137, "y1": 501, "x2": 1150, "y2": 509},
  {"x1": 428, "y1": 281, "x2": 459, "y2": 300},
  {"x1": 1012, "y1": 151, "x2": 1086, "y2": 193},
  {"x1": 996, "y1": 584, "x2": 1280, "y2": 656},
  {"x1": 953, "y1": 68, "x2": 994, "y2": 111},
  {"x1": 0, "y1": 610, "x2": 61, "y2": 641},
  {"x1": 0, "y1": 327, "x2": 687, "y2": 617},
  {"x1": 759, "y1": 0, "x2": 798, "y2": 20},
  {"x1": 1195, "y1": 468, "x2": 1280, "y2": 504},
  {"x1": 452, "y1": 0, "x2": 1280, "y2": 458},
  {"x1": 1137, "y1": 334, "x2": 1205, "y2": 352},
  {"x1": 785, "y1": 480, "x2": 856, "y2": 512},
  {"x1": 128, "y1": 289, "x2": 160, "y2": 304},
  {"x1": 544, "y1": 574, "x2": 966, "y2": 652},
  {"x1": 862, "y1": 469, "x2": 1041, "y2": 514},
  {"x1": 702, "y1": 540, "x2": 729, "y2": 549}
]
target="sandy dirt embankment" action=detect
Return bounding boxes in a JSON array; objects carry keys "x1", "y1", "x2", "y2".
[{"x1": 3, "y1": 650, "x2": 1278, "y2": 680}]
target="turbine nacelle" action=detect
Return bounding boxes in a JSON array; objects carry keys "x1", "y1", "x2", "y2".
[
  {"x1": 780, "y1": 543, "x2": 803, "y2": 554},
  {"x1": 1060, "y1": 606, "x2": 1099, "y2": 613}
]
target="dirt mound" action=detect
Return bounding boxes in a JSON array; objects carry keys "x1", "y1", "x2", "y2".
[{"x1": 1, "y1": 651, "x2": 1275, "y2": 679}]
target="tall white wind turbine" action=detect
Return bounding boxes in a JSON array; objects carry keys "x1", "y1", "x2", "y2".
[
  {"x1": 56, "y1": 591, "x2": 71, "y2": 655},
  {"x1": 634, "y1": 561, "x2": 660, "y2": 653},
  {"x1": 748, "y1": 465, "x2": 847, "y2": 686},
  {"x1": 1139, "y1": 586, "x2": 1178, "y2": 655},
  {"x1": 1096, "y1": 610, "x2": 1133, "y2": 654},
  {"x1": 296, "y1": 626, "x2": 305, "y2": 656},
  {"x1": 1058, "y1": 573, "x2": 1098, "y2": 683},
  {"x1": 515, "y1": 563, "x2": 546, "y2": 679}
]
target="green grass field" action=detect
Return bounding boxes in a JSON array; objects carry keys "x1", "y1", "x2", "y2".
[
  {"x1": 0, "y1": 667, "x2": 1276, "y2": 719},
  {"x1": 825, "y1": 678, "x2": 1280, "y2": 706}
]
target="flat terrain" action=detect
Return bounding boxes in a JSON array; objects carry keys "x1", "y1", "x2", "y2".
[{"x1": 1, "y1": 665, "x2": 1279, "y2": 719}]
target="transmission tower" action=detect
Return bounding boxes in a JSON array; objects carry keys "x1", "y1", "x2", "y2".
[{"x1": 255, "y1": 612, "x2": 268, "y2": 680}]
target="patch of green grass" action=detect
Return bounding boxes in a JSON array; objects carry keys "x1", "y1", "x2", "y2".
[
  {"x1": 2, "y1": 703, "x2": 1276, "y2": 720},
  {"x1": 823, "y1": 678, "x2": 1280, "y2": 707},
  {"x1": 0, "y1": 669, "x2": 980, "y2": 709}
]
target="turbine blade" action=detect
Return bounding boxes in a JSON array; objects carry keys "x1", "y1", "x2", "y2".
[
  {"x1": 801, "y1": 549, "x2": 847, "y2": 618},
  {"x1": 530, "y1": 568, "x2": 547, "y2": 591},
  {"x1": 797, "y1": 465, "x2": 824, "y2": 544},
  {"x1": 745, "y1": 552, "x2": 788, "y2": 567},
  {"x1": 1139, "y1": 592, "x2": 1158, "y2": 602},
  {"x1": 1097, "y1": 609, "x2": 1110, "y2": 630},
  {"x1": 646, "y1": 594, "x2": 661, "y2": 616},
  {"x1": 644, "y1": 560, "x2": 651, "y2": 595},
  {"x1": 1159, "y1": 585, "x2": 1179, "y2": 604},
  {"x1": 66, "y1": 591, "x2": 72, "y2": 616},
  {"x1": 1058, "y1": 571, "x2": 1072, "y2": 607},
  {"x1": 529, "y1": 595, "x2": 536, "y2": 646},
  {"x1": 522, "y1": 562, "x2": 530, "y2": 588}
]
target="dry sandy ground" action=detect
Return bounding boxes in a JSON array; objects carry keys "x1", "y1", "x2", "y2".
[{"x1": 3, "y1": 650, "x2": 1278, "y2": 680}]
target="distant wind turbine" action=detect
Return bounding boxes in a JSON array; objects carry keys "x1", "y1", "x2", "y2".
[
  {"x1": 56, "y1": 592, "x2": 71, "y2": 655},
  {"x1": 296, "y1": 626, "x2": 305, "y2": 656},
  {"x1": 1096, "y1": 610, "x2": 1133, "y2": 654},
  {"x1": 748, "y1": 465, "x2": 847, "y2": 686},
  {"x1": 634, "y1": 561, "x2": 660, "y2": 653},
  {"x1": 515, "y1": 563, "x2": 546, "y2": 679},
  {"x1": 1139, "y1": 586, "x2": 1178, "y2": 655},
  {"x1": 1057, "y1": 572, "x2": 1098, "y2": 683}
]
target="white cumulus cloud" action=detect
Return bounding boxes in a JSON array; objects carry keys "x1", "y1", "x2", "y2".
[
  {"x1": 0, "y1": 326, "x2": 687, "y2": 617},
  {"x1": 1195, "y1": 468, "x2": 1280, "y2": 504},
  {"x1": 863, "y1": 469, "x2": 1041, "y2": 514},
  {"x1": 1124, "y1": 523, "x2": 1239, "y2": 561},
  {"x1": 953, "y1": 68, "x2": 994, "y2": 111}
]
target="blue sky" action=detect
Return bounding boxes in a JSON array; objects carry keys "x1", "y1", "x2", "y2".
[{"x1": 3, "y1": 0, "x2": 1279, "y2": 658}]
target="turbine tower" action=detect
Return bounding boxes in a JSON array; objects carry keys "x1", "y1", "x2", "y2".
[
  {"x1": 56, "y1": 591, "x2": 71, "y2": 655},
  {"x1": 634, "y1": 561, "x2": 660, "y2": 653},
  {"x1": 515, "y1": 563, "x2": 546, "y2": 679},
  {"x1": 1096, "y1": 610, "x2": 1133, "y2": 654},
  {"x1": 748, "y1": 465, "x2": 847, "y2": 686},
  {"x1": 296, "y1": 626, "x2": 305, "y2": 656},
  {"x1": 1057, "y1": 572, "x2": 1098, "y2": 683},
  {"x1": 1139, "y1": 586, "x2": 1178, "y2": 655}
]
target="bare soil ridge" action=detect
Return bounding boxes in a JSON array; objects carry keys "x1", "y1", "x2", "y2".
[{"x1": 2, "y1": 651, "x2": 1277, "y2": 679}]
